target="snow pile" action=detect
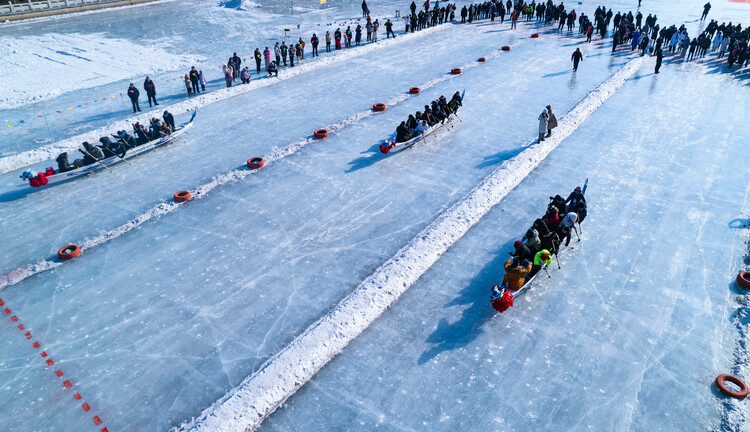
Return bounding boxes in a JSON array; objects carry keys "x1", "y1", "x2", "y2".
[
  {"x1": 0, "y1": 33, "x2": 201, "y2": 110},
  {"x1": 0, "y1": 23, "x2": 452, "y2": 175},
  {"x1": 0, "y1": 44, "x2": 487, "y2": 292},
  {"x1": 178, "y1": 55, "x2": 648, "y2": 432}
]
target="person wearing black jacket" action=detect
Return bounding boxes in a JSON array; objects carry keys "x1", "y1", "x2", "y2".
[
  {"x1": 143, "y1": 76, "x2": 158, "y2": 107},
  {"x1": 80, "y1": 142, "x2": 104, "y2": 165},
  {"x1": 189, "y1": 67, "x2": 200, "y2": 94},
  {"x1": 133, "y1": 122, "x2": 149, "y2": 145},
  {"x1": 56, "y1": 152, "x2": 74, "y2": 172},
  {"x1": 254, "y1": 48, "x2": 262, "y2": 74},
  {"x1": 163, "y1": 111, "x2": 175, "y2": 131},
  {"x1": 127, "y1": 83, "x2": 141, "y2": 113}
]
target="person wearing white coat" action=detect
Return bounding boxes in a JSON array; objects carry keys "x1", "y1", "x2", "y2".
[
  {"x1": 712, "y1": 31, "x2": 722, "y2": 52},
  {"x1": 538, "y1": 109, "x2": 549, "y2": 143}
]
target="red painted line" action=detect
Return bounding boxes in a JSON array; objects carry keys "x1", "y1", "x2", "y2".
[{"x1": 3, "y1": 303, "x2": 109, "y2": 431}]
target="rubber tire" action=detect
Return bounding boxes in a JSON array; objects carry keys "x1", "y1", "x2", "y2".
[
  {"x1": 314, "y1": 129, "x2": 329, "y2": 139},
  {"x1": 737, "y1": 271, "x2": 750, "y2": 289},
  {"x1": 409, "y1": 87, "x2": 420, "y2": 94},
  {"x1": 531, "y1": 33, "x2": 540, "y2": 38},
  {"x1": 478, "y1": 57, "x2": 486, "y2": 62},
  {"x1": 716, "y1": 374, "x2": 749, "y2": 399},
  {"x1": 502, "y1": 46, "x2": 511, "y2": 51},
  {"x1": 451, "y1": 68, "x2": 462, "y2": 74},
  {"x1": 373, "y1": 103, "x2": 387, "y2": 112},
  {"x1": 174, "y1": 191, "x2": 192, "y2": 202},
  {"x1": 247, "y1": 157, "x2": 265, "y2": 169},
  {"x1": 58, "y1": 245, "x2": 81, "y2": 261}
]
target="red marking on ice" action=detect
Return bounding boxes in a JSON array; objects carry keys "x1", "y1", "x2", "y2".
[
  {"x1": 4, "y1": 308, "x2": 10, "y2": 314},
  {"x1": 40, "y1": 351, "x2": 47, "y2": 357},
  {"x1": 32, "y1": 341, "x2": 40, "y2": 348},
  {"x1": 82, "y1": 402, "x2": 91, "y2": 412},
  {"x1": 73, "y1": 392, "x2": 82, "y2": 400},
  {"x1": 93, "y1": 416, "x2": 102, "y2": 425},
  {"x1": 24, "y1": 332, "x2": 32, "y2": 340},
  {"x1": 0, "y1": 298, "x2": 4, "y2": 306},
  {"x1": 10, "y1": 315, "x2": 18, "y2": 322},
  {"x1": 63, "y1": 380, "x2": 73, "y2": 389},
  {"x1": 46, "y1": 359, "x2": 54, "y2": 366},
  {"x1": 55, "y1": 370, "x2": 64, "y2": 377},
  {"x1": 17, "y1": 324, "x2": 24, "y2": 330}
]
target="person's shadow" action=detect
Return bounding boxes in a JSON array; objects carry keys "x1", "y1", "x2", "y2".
[{"x1": 418, "y1": 238, "x2": 519, "y2": 364}]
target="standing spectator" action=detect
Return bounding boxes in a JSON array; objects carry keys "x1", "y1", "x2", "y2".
[
  {"x1": 511, "y1": 11, "x2": 518, "y2": 29},
  {"x1": 254, "y1": 48, "x2": 262, "y2": 73},
  {"x1": 263, "y1": 46, "x2": 271, "y2": 70},
  {"x1": 274, "y1": 42, "x2": 282, "y2": 65},
  {"x1": 385, "y1": 19, "x2": 396, "y2": 38},
  {"x1": 231, "y1": 52, "x2": 241, "y2": 79},
  {"x1": 346, "y1": 27, "x2": 353, "y2": 47},
  {"x1": 311, "y1": 33, "x2": 319, "y2": 56},
  {"x1": 241, "y1": 67, "x2": 250, "y2": 84},
  {"x1": 127, "y1": 83, "x2": 141, "y2": 112},
  {"x1": 199, "y1": 70, "x2": 206, "y2": 91},
  {"x1": 654, "y1": 47, "x2": 663, "y2": 73},
  {"x1": 183, "y1": 74, "x2": 192, "y2": 95},
  {"x1": 189, "y1": 66, "x2": 200, "y2": 94},
  {"x1": 281, "y1": 41, "x2": 288, "y2": 65},
  {"x1": 372, "y1": 19, "x2": 380, "y2": 42},
  {"x1": 335, "y1": 28, "x2": 342, "y2": 49},
  {"x1": 366, "y1": 19, "x2": 373, "y2": 41},
  {"x1": 289, "y1": 43, "x2": 296, "y2": 67},
  {"x1": 545, "y1": 105, "x2": 558, "y2": 137},
  {"x1": 355, "y1": 25, "x2": 362, "y2": 45},
  {"x1": 537, "y1": 109, "x2": 548, "y2": 143},
  {"x1": 325, "y1": 31, "x2": 332, "y2": 52},
  {"x1": 298, "y1": 38, "x2": 306, "y2": 59},
  {"x1": 143, "y1": 76, "x2": 158, "y2": 107},
  {"x1": 223, "y1": 63, "x2": 233, "y2": 87},
  {"x1": 361, "y1": 0, "x2": 369, "y2": 17}
]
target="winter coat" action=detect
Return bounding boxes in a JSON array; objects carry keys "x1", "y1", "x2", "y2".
[
  {"x1": 263, "y1": 49, "x2": 271, "y2": 67},
  {"x1": 524, "y1": 229, "x2": 541, "y2": 252},
  {"x1": 56, "y1": 154, "x2": 73, "y2": 172},
  {"x1": 127, "y1": 86, "x2": 139, "y2": 100},
  {"x1": 241, "y1": 68, "x2": 250, "y2": 80},
  {"x1": 199, "y1": 71, "x2": 206, "y2": 85},
  {"x1": 565, "y1": 190, "x2": 586, "y2": 209},
  {"x1": 189, "y1": 69, "x2": 199, "y2": 82},
  {"x1": 275, "y1": 45, "x2": 282, "y2": 57},
  {"x1": 534, "y1": 250, "x2": 552, "y2": 267},
  {"x1": 547, "y1": 110, "x2": 558, "y2": 129},
  {"x1": 538, "y1": 110, "x2": 549, "y2": 134},
  {"x1": 560, "y1": 212, "x2": 578, "y2": 229},
  {"x1": 143, "y1": 79, "x2": 156, "y2": 96},
  {"x1": 502, "y1": 258, "x2": 532, "y2": 291},
  {"x1": 543, "y1": 210, "x2": 560, "y2": 228}
]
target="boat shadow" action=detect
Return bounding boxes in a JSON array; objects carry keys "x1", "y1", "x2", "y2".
[
  {"x1": 345, "y1": 143, "x2": 386, "y2": 173},
  {"x1": 476, "y1": 146, "x2": 526, "y2": 169},
  {"x1": 0, "y1": 185, "x2": 36, "y2": 202},
  {"x1": 417, "y1": 238, "x2": 518, "y2": 365}
]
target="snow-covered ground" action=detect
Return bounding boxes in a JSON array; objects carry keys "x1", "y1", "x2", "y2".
[{"x1": 1, "y1": 0, "x2": 750, "y2": 431}]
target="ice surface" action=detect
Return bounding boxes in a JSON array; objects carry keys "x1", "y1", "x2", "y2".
[{"x1": 1, "y1": 0, "x2": 750, "y2": 431}]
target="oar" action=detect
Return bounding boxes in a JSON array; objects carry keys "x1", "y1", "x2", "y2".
[
  {"x1": 542, "y1": 266, "x2": 552, "y2": 278},
  {"x1": 551, "y1": 243, "x2": 561, "y2": 269},
  {"x1": 573, "y1": 225, "x2": 581, "y2": 242},
  {"x1": 113, "y1": 135, "x2": 141, "y2": 160},
  {"x1": 81, "y1": 149, "x2": 112, "y2": 171}
]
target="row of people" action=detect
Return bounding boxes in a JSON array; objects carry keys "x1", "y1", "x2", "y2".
[
  {"x1": 394, "y1": 91, "x2": 463, "y2": 143},
  {"x1": 55, "y1": 111, "x2": 175, "y2": 173}
]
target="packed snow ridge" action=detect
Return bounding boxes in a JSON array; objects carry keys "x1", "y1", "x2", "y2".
[
  {"x1": 0, "y1": 23, "x2": 452, "y2": 175},
  {"x1": 179, "y1": 55, "x2": 648, "y2": 432}
]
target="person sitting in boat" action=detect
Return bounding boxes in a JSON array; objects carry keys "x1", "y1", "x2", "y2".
[
  {"x1": 80, "y1": 142, "x2": 104, "y2": 165},
  {"x1": 56, "y1": 152, "x2": 74, "y2": 173},
  {"x1": 559, "y1": 212, "x2": 578, "y2": 246},
  {"x1": 406, "y1": 114, "x2": 418, "y2": 130},
  {"x1": 532, "y1": 218, "x2": 550, "y2": 238},
  {"x1": 527, "y1": 249, "x2": 552, "y2": 278},
  {"x1": 523, "y1": 228, "x2": 541, "y2": 254},
  {"x1": 574, "y1": 201, "x2": 587, "y2": 224},
  {"x1": 451, "y1": 91, "x2": 463, "y2": 107},
  {"x1": 502, "y1": 257, "x2": 532, "y2": 291},
  {"x1": 565, "y1": 186, "x2": 586, "y2": 212},
  {"x1": 133, "y1": 122, "x2": 150, "y2": 145},
  {"x1": 99, "y1": 136, "x2": 126, "y2": 158},
  {"x1": 549, "y1": 194, "x2": 567, "y2": 214},
  {"x1": 543, "y1": 205, "x2": 560, "y2": 228},
  {"x1": 416, "y1": 119, "x2": 429, "y2": 136},
  {"x1": 431, "y1": 101, "x2": 445, "y2": 123},
  {"x1": 422, "y1": 105, "x2": 436, "y2": 126},
  {"x1": 163, "y1": 111, "x2": 176, "y2": 132},
  {"x1": 114, "y1": 130, "x2": 137, "y2": 149},
  {"x1": 510, "y1": 240, "x2": 533, "y2": 262},
  {"x1": 395, "y1": 121, "x2": 414, "y2": 143},
  {"x1": 438, "y1": 96, "x2": 452, "y2": 115},
  {"x1": 150, "y1": 118, "x2": 168, "y2": 139}
]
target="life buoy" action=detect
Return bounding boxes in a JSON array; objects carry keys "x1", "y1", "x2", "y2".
[
  {"x1": 373, "y1": 103, "x2": 387, "y2": 112},
  {"x1": 174, "y1": 191, "x2": 191, "y2": 202},
  {"x1": 409, "y1": 87, "x2": 420, "y2": 94},
  {"x1": 502, "y1": 45, "x2": 511, "y2": 51},
  {"x1": 451, "y1": 68, "x2": 462, "y2": 74},
  {"x1": 314, "y1": 129, "x2": 329, "y2": 139},
  {"x1": 478, "y1": 57, "x2": 486, "y2": 62},
  {"x1": 247, "y1": 157, "x2": 265, "y2": 169},
  {"x1": 531, "y1": 33, "x2": 539, "y2": 38},
  {"x1": 737, "y1": 271, "x2": 750, "y2": 289},
  {"x1": 58, "y1": 245, "x2": 81, "y2": 261},
  {"x1": 716, "y1": 374, "x2": 749, "y2": 399}
]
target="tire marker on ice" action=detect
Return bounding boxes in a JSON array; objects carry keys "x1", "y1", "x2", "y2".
[{"x1": 1, "y1": 297, "x2": 109, "y2": 431}]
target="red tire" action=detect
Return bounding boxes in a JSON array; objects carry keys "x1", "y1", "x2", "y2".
[
  {"x1": 314, "y1": 129, "x2": 329, "y2": 139},
  {"x1": 716, "y1": 374, "x2": 749, "y2": 399},
  {"x1": 531, "y1": 33, "x2": 539, "y2": 38},
  {"x1": 737, "y1": 271, "x2": 750, "y2": 289},
  {"x1": 247, "y1": 157, "x2": 265, "y2": 169},
  {"x1": 451, "y1": 68, "x2": 462, "y2": 74},
  {"x1": 174, "y1": 191, "x2": 192, "y2": 202},
  {"x1": 409, "y1": 87, "x2": 420, "y2": 94},
  {"x1": 373, "y1": 103, "x2": 387, "y2": 112},
  {"x1": 502, "y1": 45, "x2": 511, "y2": 51},
  {"x1": 478, "y1": 57, "x2": 486, "y2": 62},
  {"x1": 58, "y1": 245, "x2": 81, "y2": 261}
]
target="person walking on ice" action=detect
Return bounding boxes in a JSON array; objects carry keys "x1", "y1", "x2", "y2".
[{"x1": 571, "y1": 48, "x2": 583, "y2": 71}]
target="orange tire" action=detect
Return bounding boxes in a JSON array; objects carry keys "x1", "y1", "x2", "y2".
[
  {"x1": 451, "y1": 68, "x2": 462, "y2": 74},
  {"x1": 737, "y1": 271, "x2": 750, "y2": 289},
  {"x1": 531, "y1": 33, "x2": 540, "y2": 38},
  {"x1": 409, "y1": 87, "x2": 420, "y2": 94},
  {"x1": 247, "y1": 157, "x2": 265, "y2": 169},
  {"x1": 716, "y1": 374, "x2": 749, "y2": 399},
  {"x1": 58, "y1": 245, "x2": 81, "y2": 261},
  {"x1": 478, "y1": 57, "x2": 486, "y2": 62},
  {"x1": 174, "y1": 191, "x2": 191, "y2": 202},
  {"x1": 314, "y1": 129, "x2": 329, "y2": 139},
  {"x1": 502, "y1": 45, "x2": 511, "y2": 51},
  {"x1": 373, "y1": 103, "x2": 387, "y2": 112}
]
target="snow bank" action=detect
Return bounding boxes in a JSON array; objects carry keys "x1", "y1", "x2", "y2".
[
  {"x1": 177, "y1": 55, "x2": 647, "y2": 432},
  {"x1": 0, "y1": 33, "x2": 201, "y2": 110},
  {"x1": 0, "y1": 41, "x2": 481, "y2": 292},
  {"x1": 0, "y1": 23, "x2": 452, "y2": 175}
]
